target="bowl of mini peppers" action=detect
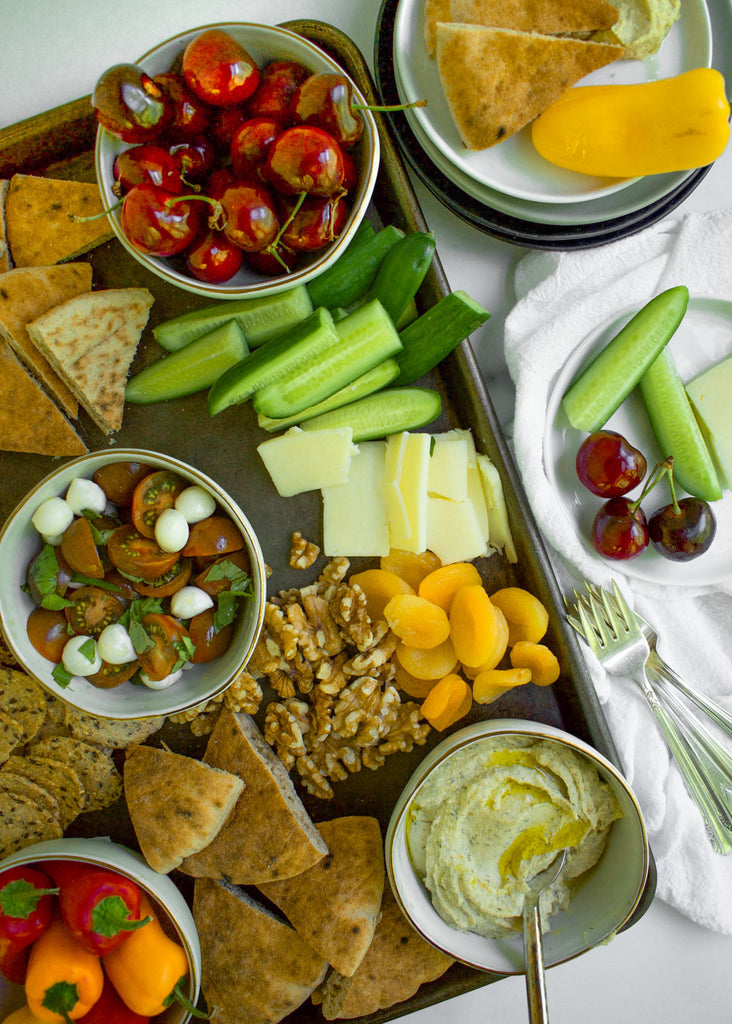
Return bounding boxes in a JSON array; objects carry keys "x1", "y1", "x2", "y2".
[{"x1": 0, "y1": 838, "x2": 202, "y2": 1024}]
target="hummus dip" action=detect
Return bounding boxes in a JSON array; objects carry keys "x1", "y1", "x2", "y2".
[
  {"x1": 406, "y1": 736, "x2": 622, "y2": 939},
  {"x1": 591, "y1": 0, "x2": 681, "y2": 60}
]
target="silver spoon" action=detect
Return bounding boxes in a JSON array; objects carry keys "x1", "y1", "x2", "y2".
[{"x1": 521, "y1": 849, "x2": 567, "y2": 1024}]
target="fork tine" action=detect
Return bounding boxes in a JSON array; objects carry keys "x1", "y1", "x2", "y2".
[{"x1": 576, "y1": 598, "x2": 604, "y2": 650}]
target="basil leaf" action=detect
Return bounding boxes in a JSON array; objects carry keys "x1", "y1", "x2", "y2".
[
  {"x1": 213, "y1": 591, "x2": 238, "y2": 633},
  {"x1": 27, "y1": 545, "x2": 62, "y2": 601},
  {"x1": 70, "y1": 573, "x2": 122, "y2": 593},
  {"x1": 78, "y1": 637, "x2": 97, "y2": 663},
  {"x1": 52, "y1": 663, "x2": 73, "y2": 688},
  {"x1": 129, "y1": 618, "x2": 155, "y2": 655},
  {"x1": 41, "y1": 593, "x2": 73, "y2": 611}
]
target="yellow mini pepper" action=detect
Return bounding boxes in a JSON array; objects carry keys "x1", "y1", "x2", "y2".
[
  {"x1": 2, "y1": 1007, "x2": 46, "y2": 1024},
  {"x1": 531, "y1": 68, "x2": 730, "y2": 178},
  {"x1": 24, "y1": 918, "x2": 104, "y2": 1023}
]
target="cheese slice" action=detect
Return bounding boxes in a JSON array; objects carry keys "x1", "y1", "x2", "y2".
[
  {"x1": 428, "y1": 432, "x2": 469, "y2": 501},
  {"x1": 686, "y1": 355, "x2": 732, "y2": 490},
  {"x1": 258, "y1": 426, "x2": 356, "y2": 497},
  {"x1": 426, "y1": 495, "x2": 487, "y2": 564},
  {"x1": 385, "y1": 432, "x2": 431, "y2": 553},
  {"x1": 383, "y1": 432, "x2": 410, "y2": 548},
  {"x1": 478, "y1": 454, "x2": 517, "y2": 562},
  {"x1": 322, "y1": 442, "x2": 389, "y2": 557}
]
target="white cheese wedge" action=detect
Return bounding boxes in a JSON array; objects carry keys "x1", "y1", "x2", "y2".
[
  {"x1": 428, "y1": 432, "x2": 469, "y2": 501},
  {"x1": 686, "y1": 355, "x2": 732, "y2": 490},
  {"x1": 477, "y1": 454, "x2": 517, "y2": 563},
  {"x1": 385, "y1": 431, "x2": 430, "y2": 552},
  {"x1": 426, "y1": 495, "x2": 488, "y2": 564},
  {"x1": 322, "y1": 442, "x2": 390, "y2": 556},
  {"x1": 257, "y1": 426, "x2": 356, "y2": 497},
  {"x1": 383, "y1": 431, "x2": 410, "y2": 547}
]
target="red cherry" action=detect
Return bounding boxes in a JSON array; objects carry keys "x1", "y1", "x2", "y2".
[
  {"x1": 591, "y1": 497, "x2": 649, "y2": 560},
  {"x1": 215, "y1": 182, "x2": 279, "y2": 252},
  {"x1": 209, "y1": 104, "x2": 251, "y2": 153},
  {"x1": 169, "y1": 135, "x2": 216, "y2": 184},
  {"x1": 340, "y1": 149, "x2": 359, "y2": 192},
  {"x1": 93, "y1": 63, "x2": 173, "y2": 143},
  {"x1": 264, "y1": 125, "x2": 345, "y2": 197},
  {"x1": 185, "y1": 228, "x2": 243, "y2": 283},
  {"x1": 153, "y1": 71, "x2": 212, "y2": 139},
  {"x1": 120, "y1": 183, "x2": 202, "y2": 256},
  {"x1": 182, "y1": 29, "x2": 259, "y2": 106},
  {"x1": 576, "y1": 430, "x2": 647, "y2": 497},
  {"x1": 112, "y1": 144, "x2": 184, "y2": 196},
  {"x1": 243, "y1": 243, "x2": 300, "y2": 277},
  {"x1": 279, "y1": 194, "x2": 349, "y2": 252},
  {"x1": 248, "y1": 59, "x2": 310, "y2": 122},
  {"x1": 290, "y1": 73, "x2": 364, "y2": 148},
  {"x1": 205, "y1": 166, "x2": 239, "y2": 199},
  {"x1": 230, "y1": 118, "x2": 282, "y2": 181}
]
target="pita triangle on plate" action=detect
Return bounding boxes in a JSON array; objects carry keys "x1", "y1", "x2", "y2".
[
  {"x1": 0, "y1": 263, "x2": 93, "y2": 418},
  {"x1": 0, "y1": 180, "x2": 11, "y2": 273},
  {"x1": 435, "y1": 24, "x2": 624, "y2": 149},
  {"x1": 5, "y1": 174, "x2": 114, "y2": 268},
  {"x1": 0, "y1": 341, "x2": 86, "y2": 456},
  {"x1": 26, "y1": 287, "x2": 154, "y2": 434}
]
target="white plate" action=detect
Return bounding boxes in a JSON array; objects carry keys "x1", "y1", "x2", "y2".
[
  {"x1": 544, "y1": 298, "x2": 732, "y2": 588},
  {"x1": 393, "y1": 0, "x2": 712, "y2": 204}
]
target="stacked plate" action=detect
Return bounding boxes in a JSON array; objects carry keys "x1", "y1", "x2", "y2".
[{"x1": 375, "y1": 0, "x2": 725, "y2": 249}]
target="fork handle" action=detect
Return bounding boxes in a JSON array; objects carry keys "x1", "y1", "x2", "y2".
[
  {"x1": 522, "y1": 903, "x2": 550, "y2": 1024},
  {"x1": 647, "y1": 650, "x2": 732, "y2": 739}
]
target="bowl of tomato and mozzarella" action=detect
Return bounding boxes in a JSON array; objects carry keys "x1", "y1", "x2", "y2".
[{"x1": 0, "y1": 449, "x2": 266, "y2": 721}]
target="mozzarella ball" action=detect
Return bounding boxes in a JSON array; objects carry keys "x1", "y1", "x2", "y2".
[
  {"x1": 65, "y1": 477, "x2": 108, "y2": 516},
  {"x1": 62, "y1": 635, "x2": 102, "y2": 676},
  {"x1": 140, "y1": 668, "x2": 183, "y2": 690},
  {"x1": 41, "y1": 533, "x2": 65, "y2": 547},
  {"x1": 31, "y1": 497, "x2": 74, "y2": 537},
  {"x1": 154, "y1": 508, "x2": 190, "y2": 553},
  {"x1": 175, "y1": 485, "x2": 216, "y2": 524},
  {"x1": 170, "y1": 586, "x2": 214, "y2": 620},
  {"x1": 97, "y1": 623, "x2": 137, "y2": 665}
]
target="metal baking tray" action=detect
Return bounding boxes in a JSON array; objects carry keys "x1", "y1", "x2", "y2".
[{"x1": 0, "y1": 19, "x2": 655, "y2": 1022}]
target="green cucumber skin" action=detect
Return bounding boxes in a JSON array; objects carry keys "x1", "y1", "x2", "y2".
[
  {"x1": 153, "y1": 286, "x2": 313, "y2": 351},
  {"x1": 252, "y1": 299, "x2": 403, "y2": 420},
  {"x1": 639, "y1": 348, "x2": 722, "y2": 502},
  {"x1": 207, "y1": 308, "x2": 337, "y2": 416},
  {"x1": 126, "y1": 321, "x2": 248, "y2": 404},
  {"x1": 299, "y1": 387, "x2": 442, "y2": 442},
  {"x1": 394, "y1": 290, "x2": 491, "y2": 386},
  {"x1": 257, "y1": 358, "x2": 401, "y2": 432},
  {"x1": 367, "y1": 231, "x2": 436, "y2": 326},
  {"x1": 307, "y1": 224, "x2": 405, "y2": 310},
  {"x1": 562, "y1": 285, "x2": 689, "y2": 432}
]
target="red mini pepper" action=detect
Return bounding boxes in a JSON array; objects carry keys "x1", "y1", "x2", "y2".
[
  {"x1": 0, "y1": 866, "x2": 59, "y2": 982},
  {"x1": 76, "y1": 975, "x2": 149, "y2": 1024},
  {"x1": 43, "y1": 862, "x2": 151, "y2": 957}
]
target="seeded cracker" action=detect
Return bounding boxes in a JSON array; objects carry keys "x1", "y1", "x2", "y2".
[
  {"x1": 62, "y1": 706, "x2": 165, "y2": 748},
  {"x1": 0, "y1": 709, "x2": 24, "y2": 764},
  {"x1": 0, "y1": 669, "x2": 47, "y2": 746},
  {"x1": 0, "y1": 770, "x2": 62, "y2": 821},
  {"x1": 0, "y1": 790, "x2": 63, "y2": 859},
  {"x1": 1, "y1": 754, "x2": 85, "y2": 828},
  {"x1": 27, "y1": 736, "x2": 122, "y2": 812}
]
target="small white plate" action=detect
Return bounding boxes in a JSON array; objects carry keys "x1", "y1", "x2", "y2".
[
  {"x1": 394, "y1": 0, "x2": 712, "y2": 204},
  {"x1": 544, "y1": 298, "x2": 732, "y2": 588}
]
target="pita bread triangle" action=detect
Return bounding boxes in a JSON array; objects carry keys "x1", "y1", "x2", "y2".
[
  {"x1": 0, "y1": 341, "x2": 86, "y2": 456},
  {"x1": 0, "y1": 180, "x2": 11, "y2": 273},
  {"x1": 435, "y1": 24, "x2": 624, "y2": 149},
  {"x1": 26, "y1": 287, "x2": 153, "y2": 434},
  {"x1": 0, "y1": 263, "x2": 93, "y2": 418}
]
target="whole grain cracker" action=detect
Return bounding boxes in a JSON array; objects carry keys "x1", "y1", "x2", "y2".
[
  {"x1": 0, "y1": 668, "x2": 48, "y2": 744},
  {"x1": 0, "y1": 790, "x2": 63, "y2": 860},
  {"x1": 1, "y1": 753, "x2": 84, "y2": 827},
  {"x1": 0, "y1": 709, "x2": 24, "y2": 764},
  {"x1": 63, "y1": 706, "x2": 165, "y2": 748},
  {"x1": 28, "y1": 736, "x2": 122, "y2": 812},
  {"x1": 0, "y1": 770, "x2": 61, "y2": 820}
]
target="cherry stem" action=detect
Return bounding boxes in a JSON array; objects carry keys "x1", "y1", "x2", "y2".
[
  {"x1": 630, "y1": 458, "x2": 675, "y2": 513},
  {"x1": 71, "y1": 197, "x2": 122, "y2": 223},
  {"x1": 166, "y1": 193, "x2": 225, "y2": 230},
  {"x1": 354, "y1": 99, "x2": 427, "y2": 114}
]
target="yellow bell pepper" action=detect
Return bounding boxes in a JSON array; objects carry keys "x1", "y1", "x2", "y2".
[{"x1": 531, "y1": 68, "x2": 730, "y2": 178}]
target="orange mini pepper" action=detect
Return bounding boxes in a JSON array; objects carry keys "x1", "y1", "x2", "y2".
[{"x1": 25, "y1": 917, "x2": 104, "y2": 1023}]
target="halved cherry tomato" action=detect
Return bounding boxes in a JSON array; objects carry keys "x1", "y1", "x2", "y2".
[
  {"x1": 194, "y1": 548, "x2": 251, "y2": 596},
  {"x1": 183, "y1": 516, "x2": 245, "y2": 558},
  {"x1": 93, "y1": 461, "x2": 153, "y2": 505},
  {"x1": 64, "y1": 586, "x2": 125, "y2": 637},
  {"x1": 134, "y1": 557, "x2": 192, "y2": 598},
  {"x1": 137, "y1": 613, "x2": 190, "y2": 681},
  {"x1": 188, "y1": 608, "x2": 234, "y2": 662},
  {"x1": 26, "y1": 547, "x2": 72, "y2": 606},
  {"x1": 107, "y1": 525, "x2": 179, "y2": 582},
  {"x1": 27, "y1": 607, "x2": 69, "y2": 662},
  {"x1": 131, "y1": 471, "x2": 186, "y2": 538},
  {"x1": 87, "y1": 660, "x2": 140, "y2": 689},
  {"x1": 102, "y1": 571, "x2": 138, "y2": 603},
  {"x1": 61, "y1": 517, "x2": 105, "y2": 578}
]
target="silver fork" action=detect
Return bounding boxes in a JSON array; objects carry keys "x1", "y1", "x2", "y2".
[{"x1": 568, "y1": 582, "x2": 732, "y2": 855}]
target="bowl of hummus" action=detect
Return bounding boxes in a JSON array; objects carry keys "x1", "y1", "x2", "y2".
[{"x1": 386, "y1": 719, "x2": 649, "y2": 973}]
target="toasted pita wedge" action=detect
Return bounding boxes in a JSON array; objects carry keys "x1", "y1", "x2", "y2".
[
  {"x1": 124, "y1": 744, "x2": 245, "y2": 874},
  {"x1": 436, "y1": 24, "x2": 624, "y2": 149},
  {"x1": 318, "y1": 883, "x2": 454, "y2": 1020},
  {"x1": 26, "y1": 287, "x2": 153, "y2": 434},
  {"x1": 5, "y1": 174, "x2": 114, "y2": 268},
  {"x1": 0, "y1": 342, "x2": 86, "y2": 456},
  {"x1": 0, "y1": 180, "x2": 11, "y2": 273},
  {"x1": 179, "y1": 709, "x2": 328, "y2": 885},
  {"x1": 194, "y1": 877, "x2": 328, "y2": 1024},
  {"x1": 258, "y1": 817, "x2": 385, "y2": 977},
  {"x1": 424, "y1": 0, "x2": 453, "y2": 56},
  {"x1": 0, "y1": 263, "x2": 93, "y2": 417}
]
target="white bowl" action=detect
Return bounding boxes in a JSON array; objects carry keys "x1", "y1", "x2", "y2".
[
  {"x1": 95, "y1": 22, "x2": 380, "y2": 299},
  {"x1": 386, "y1": 719, "x2": 649, "y2": 973},
  {"x1": 0, "y1": 448, "x2": 266, "y2": 721},
  {"x1": 0, "y1": 837, "x2": 201, "y2": 1024}
]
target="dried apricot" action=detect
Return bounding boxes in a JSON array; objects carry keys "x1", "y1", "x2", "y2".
[
  {"x1": 490, "y1": 587, "x2": 549, "y2": 645},
  {"x1": 448, "y1": 584, "x2": 500, "y2": 668},
  {"x1": 349, "y1": 568, "x2": 414, "y2": 622},
  {"x1": 420, "y1": 673, "x2": 472, "y2": 731},
  {"x1": 384, "y1": 594, "x2": 451, "y2": 649},
  {"x1": 473, "y1": 667, "x2": 531, "y2": 704},
  {"x1": 417, "y1": 562, "x2": 482, "y2": 612},
  {"x1": 379, "y1": 548, "x2": 442, "y2": 590},
  {"x1": 510, "y1": 641, "x2": 560, "y2": 686},
  {"x1": 392, "y1": 658, "x2": 439, "y2": 699},
  {"x1": 395, "y1": 637, "x2": 457, "y2": 680},
  {"x1": 459, "y1": 606, "x2": 509, "y2": 677}
]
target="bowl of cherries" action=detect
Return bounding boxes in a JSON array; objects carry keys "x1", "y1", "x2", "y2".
[{"x1": 92, "y1": 22, "x2": 380, "y2": 299}]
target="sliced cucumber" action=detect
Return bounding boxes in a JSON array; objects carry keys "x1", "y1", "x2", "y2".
[
  {"x1": 639, "y1": 347, "x2": 722, "y2": 501},
  {"x1": 562, "y1": 286, "x2": 689, "y2": 432},
  {"x1": 208, "y1": 308, "x2": 338, "y2": 417},
  {"x1": 153, "y1": 285, "x2": 313, "y2": 352},
  {"x1": 367, "y1": 230, "x2": 436, "y2": 326},
  {"x1": 300, "y1": 387, "x2": 442, "y2": 442},
  {"x1": 252, "y1": 299, "x2": 403, "y2": 420},
  {"x1": 394, "y1": 289, "x2": 491, "y2": 386},
  {"x1": 257, "y1": 358, "x2": 401, "y2": 432},
  {"x1": 126, "y1": 321, "x2": 248, "y2": 404},
  {"x1": 307, "y1": 224, "x2": 405, "y2": 310}
]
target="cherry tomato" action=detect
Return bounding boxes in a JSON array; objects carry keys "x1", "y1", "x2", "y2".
[
  {"x1": 64, "y1": 586, "x2": 125, "y2": 637},
  {"x1": 102, "y1": 571, "x2": 138, "y2": 604},
  {"x1": 185, "y1": 229, "x2": 243, "y2": 284},
  {"x1": 134, "y1": 558, "x2": 192, "y2": 598},
  {"x1": 137, "y1": 613, "x2": 190, "y2": 681},
  {"x1": 195, "y1": 548, "x2": 251, "y2": 596},
  {"x1": 60, "y1": 517, "x2": 105, "y2": 579},
  {"x1": 26, "y1": 547, "x2": 72, "y2": 606},
  {"x1": 27, "y1": 607, "x2": 69, "y2": 662},
  {"x1": 183, "y1": 516, "x2": 245, "y2": 558},
  {"x1": 92, "y1": 462, "x2": 153, "y2": 506},
  {"x1": 107, "y1": 525, "x2": 179, "y2": 582},
  {"x1": 188, "y1": 608, "x2": 234, "y2": 663},
  {"x1": 182, "y1": 28, "x2": 259, "y2": 106},
  {"x1": 87, "y1": 660, "x2": 140, "y2": 689},
  {"x1": 131, "y1": 470, "x2": 186, "y2": 539}
]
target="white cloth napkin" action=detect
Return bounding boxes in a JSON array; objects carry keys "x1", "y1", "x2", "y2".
[{"x1": 503, "y1": 209, "x2": 732, "y2": 934}]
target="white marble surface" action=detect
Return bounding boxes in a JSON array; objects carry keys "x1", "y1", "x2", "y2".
[{"x1": 3, "y1": 2, "x2": 732, "y2": 1021}]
